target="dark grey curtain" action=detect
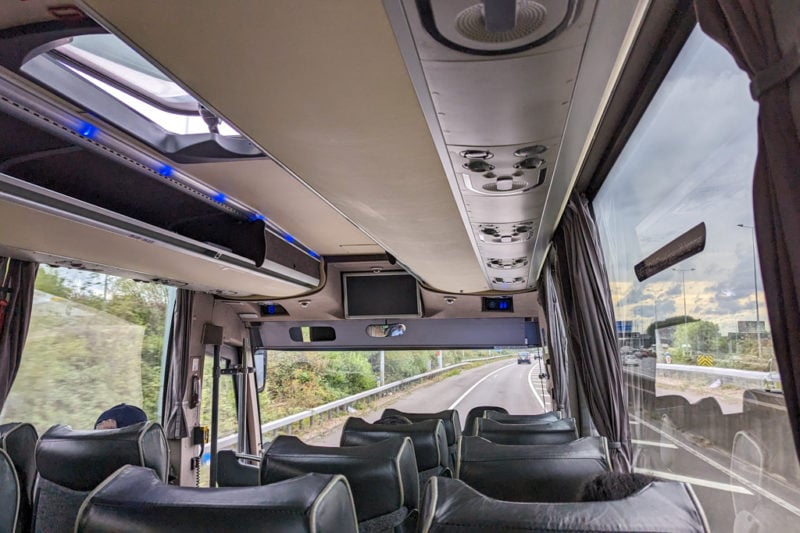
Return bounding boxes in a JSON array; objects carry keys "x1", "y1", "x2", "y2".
[
  {"x1": 0, "y1": 258, "x2": 38, "y2": 410},
  {"x1": 552, "y1": 194, "x2": 632, "y2": 472},
  {"x1": 694, "y1": 0, "x2": 800, "y2": 462},
  {"x1": 537, "y1": 252, "x2": 571, "y2": 417},
  {"x1": 164, "y1": 289, "x2": 194, "y2": 439}
]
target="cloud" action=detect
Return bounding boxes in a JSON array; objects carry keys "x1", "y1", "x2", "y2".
[{"x1": 593, "y1": 28, "x2": 767, "y2": 336}]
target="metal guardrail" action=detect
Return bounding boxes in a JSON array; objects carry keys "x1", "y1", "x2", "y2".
[
  {"x1": 656, "y1": 363, "x2": 769, "y2": 380},
  {"x1": 216, "y1": 354, "x2": 512, "y2": 450}
]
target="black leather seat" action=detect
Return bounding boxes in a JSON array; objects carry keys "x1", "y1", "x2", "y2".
[
  {"x1": 456, "y1": 436, "x2": 610, "y2": 502},
  {"x1": 473, "y1": 417, "x2": 578, "y2": 445},
  {"x1": 33, "y1": 422, "x2": 168, "y2": 532},
  {"x1": 463, "y1": 405, "x2": 507, "y2": 436},
  {"x1": 0, "y1": 449, "x2": 20, "y2": 533},
  {"x1": 341, "y1": 417, "x2": 450, "y2": 483},
  {"x1": 484, "y1": 410, "x2": 561, "y2": 424},
  {"x1": 381, "y1": 409, "x2": 461, "y2": 467},
  {"x1": 75, "y1": 465, "x2": 358, "y2": 533},
  {"x1": 0, "y1": 422, "x2": 38, "y2": 533},
  {"x1": 419, "y1": 476, "x2": 710, "y2": 532},
  {"x1": 262, "y1": 435, "x2": 419, "y2": 532}
]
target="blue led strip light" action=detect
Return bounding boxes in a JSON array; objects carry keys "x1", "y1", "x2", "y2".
[{"x1": 70, "y1": 118, "x2": 320, "y2": 261}]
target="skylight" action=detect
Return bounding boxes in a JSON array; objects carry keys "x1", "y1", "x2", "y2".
[{"x1": 24, "y1": 34, "x2": 242, "y2": 137}]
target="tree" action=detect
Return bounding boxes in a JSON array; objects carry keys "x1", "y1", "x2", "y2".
[{"x1": 673, "y1": 320, "x2": 721, "y2": 358}]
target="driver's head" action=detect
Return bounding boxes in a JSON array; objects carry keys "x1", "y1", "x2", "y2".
[{"x1": 95, "y1": 403, "x2": 147, "y2": 429}]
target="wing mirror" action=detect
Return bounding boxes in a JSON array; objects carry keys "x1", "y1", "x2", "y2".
[
  {"x1": 254, "y1": 348, "x2": 267, "y2": 393},
  {"x1": 366, "y1": 323, "x2": 406, "y2": 338}
]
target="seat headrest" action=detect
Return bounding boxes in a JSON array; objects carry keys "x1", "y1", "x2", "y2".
[
  {"x1": 262, "y1": 435, "x2": 419, "y2": 523},
  {"x1": 457, "y1": 437, "x2": 610, "y2": 502},
  {"x1": 474, "y1": 417, "x2": 577, "y2": 445},
  {"x1": 381, "y1": 409, "x2": 461, "y2": 446},
  {"x1": 36, "y1": 422, "x2": 168, "y2": 491},
  {"x1": 341, "y1": 418, "x2": 449, "y2": 472},
  {"x1": 0, "y1": 449, "x2": 19, "y2": 533},
  {"x1": 463, "y1": 405, "x2": 508, "y2": 436},
  {"x1": 484, "y1": 411, "x2": 561, "y2": 424},
  {"x1": 76, "y1": 466, "x2": 359, "y2": 533},
  {"x1": 420, "y1": 477, "x2": 709, "y2": 532}
]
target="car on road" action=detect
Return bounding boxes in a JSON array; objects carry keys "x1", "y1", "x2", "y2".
[{"x1": 517, "y1": 352, "x2": 532, "y2": 364}]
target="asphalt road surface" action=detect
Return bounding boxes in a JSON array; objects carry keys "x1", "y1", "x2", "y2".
[{"x1": 309, "y1": 358, "x2": 551, "y2": 446}]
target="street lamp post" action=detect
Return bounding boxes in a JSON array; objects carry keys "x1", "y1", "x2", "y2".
[
  {"x1": 673, "y1": 267, "x2": 695, "y2": 353},
  {"x1": 737, "y1": 224, "x2": 763, "y2": 358}
]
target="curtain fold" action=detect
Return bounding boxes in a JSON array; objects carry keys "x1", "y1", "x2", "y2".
[
  {"x1": 164, "y1": 289, "x2": 194, "y2": 439},
  {"x1": 552, "y1": 194, "x2": 632, "y2": 472},
  {"x1": 0, "y1": 258, "x2": 38, "y2": 410},
  {"x1": 537, "y1": 253, "x2": 571, "y2": 417},
  {"x1": 694, "y1": 0, "x2": 800, "y2": 462}
]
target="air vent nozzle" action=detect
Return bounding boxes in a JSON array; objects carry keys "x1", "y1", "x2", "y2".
[{"x1": 487, "y1": 257, "x2": 529, "y2": 270}]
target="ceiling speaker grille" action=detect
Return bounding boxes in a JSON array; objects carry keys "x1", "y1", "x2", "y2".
[{"x1": 455, "y1": 1, "x2": 547, "y2": 43}]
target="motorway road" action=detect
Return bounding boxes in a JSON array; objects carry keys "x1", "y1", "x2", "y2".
[{"x1": 309, "y1": 358, "x2": 551, "y2": 446}]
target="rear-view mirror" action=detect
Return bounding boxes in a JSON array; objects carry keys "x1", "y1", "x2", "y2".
[{"x1": 366, "y1": 323, "x2": 406, "y2": 338}]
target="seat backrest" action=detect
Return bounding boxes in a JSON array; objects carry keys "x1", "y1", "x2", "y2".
[
  {"x1": 473, "y1": 417, "x2": 578, "y2": 445},
  {"x1": 0, "y1": 422, "x2": 38, "y2": 532},
  {"x1": 419, "y1": 477, "x2": 709, "y2": 532},
  {"x1": 0, "y1": 448, "x2": 20, "y2": 533},
  {"x1": 381, "y1": 409, "x2": 461, "y2": 447},
  {"x1": 381, "y1": 409, "x2": 461, "y2": 472},
  {"x1": 262, "y1": 435, "x2": 419, "y2": 531},
  {"x1": 76, "y1": 466, "x2": 358, "y2": 533},
  {"x1": 463, "y1": 406, "x2": 508, "y2": 436},
  {"x1": 340, "y1": 417, "x2": 450, "y2": 482},
  {"x1": 484, "y1": 411, "x2": 561, "y2": 424},
  {"x1": 456, "y1": 436, "x2": 610, "y2": 502},
  {"x1": 33, "y1": 422, "x2": 168, "y2": 533},
  {"x1": 217, "y1": 450, "x2": 260, "y2": 487}
]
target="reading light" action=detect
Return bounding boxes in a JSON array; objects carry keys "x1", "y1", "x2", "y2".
[
  {"x1": 298, "y1": 299, "x2": 311, "y2": 309},
  {"x1": 513, "y1": 145, "x2": 547, "y2": 157},
  {"x1": 444, "y1": 296, "x2": 457, "y2": 305},
  {"x1": 459, "y1": 149, "x2": 493, "y2": 160}
]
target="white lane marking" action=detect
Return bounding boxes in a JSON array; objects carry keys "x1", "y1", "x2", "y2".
[
  {"x1": 632, "y1": 439, "x2": 677, "y2": 449},
  {"x1": 448, "y1": 363, "x2": 516, "y2": 410},
  {"x1": 635, "y1": 467, "x2": 752, "y2": 495},
  {"x1": 635, "y1": 415, "x2": 800, "y2": 517},
  {"x1": 527, "y1": 365, "x2": 546, "y2": 410}
]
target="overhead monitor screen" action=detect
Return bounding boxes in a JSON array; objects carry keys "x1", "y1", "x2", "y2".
[{"x1": 343, "y1": 272, "x2": 422, "y2": 319}]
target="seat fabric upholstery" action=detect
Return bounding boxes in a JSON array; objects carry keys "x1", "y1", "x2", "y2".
[
  {"x1": 76, "y1": 465, "x2": 358, "y2": 533},
  {"x1": 457, "y1": 436, "x2": 610, "y2": 502},
  {"x1": 0, "y1": 422, "x2": 38, "y2": 533},
  {"x1": 0, "y1": 449, "x2": 20, "y2": 533},
  {"x1": 484, "y1": 411, "x2": 561, "y2": 424},
  {"x1": 473, "y1": 417, "x2": 578, "y2": 444},
  {"x1": 33, "y1": 422, "x2": 168, "y2": 533},
  {"x1": 419, "y1": 477, "x2": 710, "y2": 532},
  {"x1": 262, "y1": 435, "x2": 419, "y2": 532},
  {"x1": 340, "y1": 417, "x2": 450, "y2": 481}
]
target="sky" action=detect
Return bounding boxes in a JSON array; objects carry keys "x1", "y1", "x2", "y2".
[{"x1": 593, "y1": 27, "x2": 764, "y2": 336}]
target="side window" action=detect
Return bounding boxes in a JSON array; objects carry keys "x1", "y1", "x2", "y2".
[
  {"x1": 593, "y1": 28, "x2": 798, "y2": 531},
  {"x1": 0, "y1": 266, "x2": 172, "y2": 433}
]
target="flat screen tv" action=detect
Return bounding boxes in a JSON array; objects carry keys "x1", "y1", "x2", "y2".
[{"x1": 343, "y1": 271, "x2": 422, "y2": 319}]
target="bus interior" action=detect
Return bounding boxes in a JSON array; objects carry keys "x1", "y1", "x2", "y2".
[{"x1": 0, "y1": 1, "x2": 798, "y2": 531}]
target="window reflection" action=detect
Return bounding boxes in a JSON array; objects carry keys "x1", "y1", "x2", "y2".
[{"x1": 594, "y1": 27, "x2": 799, "y2": 531}]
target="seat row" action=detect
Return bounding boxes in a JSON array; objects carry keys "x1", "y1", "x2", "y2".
[{"x1": 0, "y1": 408, "x2": 710, "y2": 532}]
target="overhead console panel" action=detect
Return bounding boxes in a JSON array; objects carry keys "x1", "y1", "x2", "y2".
[{"x1": 385, "y1": 0, "x2": 594, "y2": 291}]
